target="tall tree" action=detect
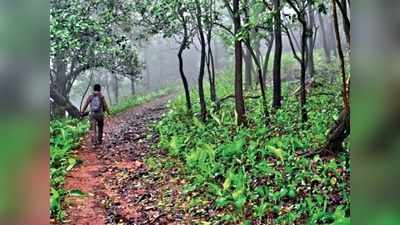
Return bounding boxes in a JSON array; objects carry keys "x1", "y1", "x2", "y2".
[
  {"x1": 244, "y1": 48, "x2": 253, "y2": 90},
  {"x1": 242, "y1": 1, "x2": 270, "y2": 121},
  {"x1": 334, "y1": 0, "x2": 350, "y2": 47},
  {"x1": 262, "y1": 35, "x2": 274, "y2": 83},
  {"x1": 285, "y1": 0, "x2": 311, "y2": 122},
  {"x1": 272, "y1": 0, "x2": 282, "y2": 109},
  {"x1": 243, "y1": 0, "x2": 252, "y2": 90},
  {"x1": 195, "y1": 0, "x2": 208, "y2": 122},
  {"x1": 134, "y1": 0, "x2": 195, "y2": 113},
  {"x1": 177, "y1": 3, "x2": 193, "y2": 112},
  {"x1": 50, "y1": 0, "x2": 140, "y2": 117},
  {"x1": 205, "y1": 0, "x2": 217, "y2": 102},
  {"x1": 233, "y1": 0, "x2": 246, "y2": 126},
  {"x1": 307, "y1": 4, "x2": 316, "y2": 78},
  {"x1": 323, "y1": 0, "x2": 350, "y2": 153}
]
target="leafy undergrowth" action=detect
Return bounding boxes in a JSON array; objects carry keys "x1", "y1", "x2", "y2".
[
  {"x1": 156, "y1": 74, "x2": 350, "y2": 224},
  {"x1": 50, "y1": 119, "x2": 89, "y2": 220},
  {"x1": 49, "y1": 89, "x2": 171, "y2": 222}
]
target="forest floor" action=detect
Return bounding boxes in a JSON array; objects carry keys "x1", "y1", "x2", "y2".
[{"x1": 63, "y1": 94, "x2": 189, "y2": 225}]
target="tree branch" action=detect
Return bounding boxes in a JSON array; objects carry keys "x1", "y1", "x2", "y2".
[
  {"x1": 282, "y1": 23, "x2": 301, "y2": 62},
  {"x1": 214, "y1": 22, "x2": 234, "y2": 36}
]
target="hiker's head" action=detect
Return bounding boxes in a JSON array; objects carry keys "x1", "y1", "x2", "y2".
[{"x1": 93, "y1": 84, "x2": 101, "y2": 92}]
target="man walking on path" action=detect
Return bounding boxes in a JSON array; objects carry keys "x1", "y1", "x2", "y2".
[{"x1": 81, "y1": 84, "x2": 111, "y2": 146}]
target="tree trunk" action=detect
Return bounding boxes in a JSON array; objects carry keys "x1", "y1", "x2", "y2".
[
  {"x1": 177, "y1": 7, "x2": 192, "y2": 113},
  {"x1": 254, "y1": 35, "x2": 262, "y2": 83},
  {"x1": 332, "y1": 0, "x2": 349, "y2": 111},
  {"x1": 50, "y1": 87, "x2": 80, "y2": 118},
  {"x1": 323, "y1": 0, "x2": 350, "y2": 154},
  {"x1": 195, "y1": 0, "x2": 208, "y2": 122},
  {"x1": 262, "y1": 36, "x2": 274, "y2": 84},
  {"x1": 243, "y1": 0, "x2": 252, "y2": 90},
  {"x1": 340, "y1": 0, "x2": 351, "y2": 47},
  {"x1": 244, "y1": 40, "x2": 269, "y2": 121},
  {"x1": 244, "y1": 48, "x2": 252, "y2": 89},
  {"x1": 307, "y1": 4, "x2": 316, "y2": 78},
  {"x1": 207, "y1": 26, "x2": 217, "y2": 102},
  {"x1": 79, "y1": 71, "x2": 94, "y2": 111},
  {"x1": 233, "y1": 0, "x2": 246, "y2": 126},
  {"x1": 318, "y1": 12, "x2": 332, "y2": 63},
  {"x1": 300, "y1": 20, "x2": 308, "y2": 122},
  {"x1": 53, "y1": 56, "x2": 69, "y2": 98},
  {"x1": 324, "y1": 109, "x2": 350, "y2": 153},
  {"x1": 272, "y1": 0, "x2": 282, "y2": 109},
  {"x1": 210, "y1": 44, "x2": 217, "y2": 101}
]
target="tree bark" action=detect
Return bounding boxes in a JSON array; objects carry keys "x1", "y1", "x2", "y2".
[
  {"x1": 244, "y1": 47, "x2": 252, "y2": 90},
  {"x1": 307, "y1": 4, "x2": 316, "y2": 78},
  {"x1": 322, "y1": 0, "x2": 350, "y2": 154},
  {"x1": 300, "y1": 20, "x2": 308, "y2": 122},
  {"x1": 206, "y1": 22, "x2": 217, "y2": 102},
  {"x1": 79, "y1": 71, "x2": 94, "y2": 111},
  {"x1": 233, "y1": 0, "x2": 246, "y2": 126},
  {"x1": 243, "y1": 0, "x2": 252, "y2": 90},
  {"x1": 336, "y1": 0, "x2": 351, "y2": 47},
  {"x1": 272, "y1": 0, "x2": 282, "y2": 109},
  {"x1": 50, "y1": 87, "x2": 80, "y2": 118},
  {"x1": 195, "y1": 0, "x2": 208, "y2": 122},
  {"x1": 324, "y1": 109, "x2": 350, "y2": 153},
  {"x1": 262, "y1": 36, "x2": 274, "y2": 84},
  {"x1": 177, "y1": 7, "x2": 193, "y2": 112},
  {"x1": 332, "y1": 0, "x2": 349, "y2": 111},
  {"x1": 244, "y1": 41, "x2": 269, "y2": 121},
  {"x1": 254, "y1": 34, "x2": 262, "y2": 83}
]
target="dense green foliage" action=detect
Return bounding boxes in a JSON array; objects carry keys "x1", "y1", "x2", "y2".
[
  {"x1": 156, "y1": 69, "x2": 350, "y2": 223},
  {"x1": 50, "y1": 119, "x2": 89, "y2": 220},
  {"x1": 49, "y1": 89, "x2": 170, "y2": 221}
]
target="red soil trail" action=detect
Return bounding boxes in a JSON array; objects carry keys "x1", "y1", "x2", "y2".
[{"x1": 63, "y1": 95, "x2": 187, "y2": 225}]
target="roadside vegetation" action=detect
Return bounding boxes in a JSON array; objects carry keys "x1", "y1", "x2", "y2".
[{"x1": 155, "y1": 54, "x2": 350, "y2": 224}]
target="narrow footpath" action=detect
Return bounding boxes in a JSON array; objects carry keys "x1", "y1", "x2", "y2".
[{"x1": 64, "y1": 95, "x2": 190, "y2": 225}]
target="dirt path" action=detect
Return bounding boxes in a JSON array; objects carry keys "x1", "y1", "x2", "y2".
[{"x1": 64, "y1": 95, "x2": 188, "y2": 225}]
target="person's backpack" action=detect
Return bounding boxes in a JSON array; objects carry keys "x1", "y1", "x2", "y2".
[{"x1": 90, "y1": 94, "x2": 103, "y2": 113}]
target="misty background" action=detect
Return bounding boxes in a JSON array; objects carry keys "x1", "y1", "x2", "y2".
[{"x1": 69, "y1": 11, "x2": 341, "y2": 108}]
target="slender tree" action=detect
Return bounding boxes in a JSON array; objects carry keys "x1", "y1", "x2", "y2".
[
  {"x1": 323, "y1": 0, "x2": 350, "y2": 153},
  {"x1": 233, "y1": 0, "x2": 246, "y2": 125},
  {"x1": 262, "y1": 35, "x2": 274, "y2": 82},
  {"x1": 307, "y1": 4, "x2": 316, "y2": 78},
  {"x1": 285, "y1": 0, "x2": 310, "y2": 122},
  {"x1": 195, "y1": 0, "x2": 208, "y2": 121},
  {"x1": 272, "y1": 0, "x2": 282, "y2": 109},
  {"x1": 243, "y1": 0, "x2": 252, "y2": 90},
  {"x1": 242, "y1": 2, "x2": 269, "y2": 120},
  {"x1": 177, "y1": 3, "x2": 193, "y2": 112},
  {"x1": 205, "y1": 0, "x2": 217, "y2": 102}
]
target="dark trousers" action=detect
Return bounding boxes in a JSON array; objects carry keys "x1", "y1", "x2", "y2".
[{"x1": 90, "y1": 112, "x2": 104, "y2": 144}]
